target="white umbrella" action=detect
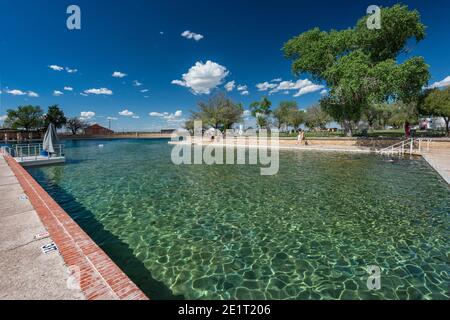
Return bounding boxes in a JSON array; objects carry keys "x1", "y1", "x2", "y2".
[{"x1": 42, "y1": 123, "x2": 60, "y2": 154}]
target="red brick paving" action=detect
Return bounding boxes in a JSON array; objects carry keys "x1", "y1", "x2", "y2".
[{"x1": 4, "y1": 155, "x2": 148, "y2": 300}]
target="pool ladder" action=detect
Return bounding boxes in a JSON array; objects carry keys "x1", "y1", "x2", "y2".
[{"x1": 377, "y1": 138, "x2": 431, "y2": 156}]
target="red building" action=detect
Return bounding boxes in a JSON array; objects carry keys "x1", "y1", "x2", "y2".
[{"x1": 84, "y1": 124, "x2": 114, "y2": 136}]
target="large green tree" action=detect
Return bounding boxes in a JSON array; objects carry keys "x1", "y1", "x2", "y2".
[
  {"x1": 363, "y1": 103, "x2": 394, "y2": 130},
  {"x1": 44, "y1": 105, "x2": 67, "y2": 129},
  {"x1": 283, "y1": 4, "x2": 430, "y2": 136},
  {"x1": 304, "y1": 104, "x2": 331, "y2": 130},
  {"x1": 421, "y1": 87, "x2": 450, "y2": 135},
  {"x1": 187, "y1": 92, "x2": 243, "y2": 130},
  {"x1": 250, "y1": 97, "x2": 272, "y2": 129},
  {"x1": 273, "y1": 101, "x2": 298, "y2": 130},
  {"x1": 289, "y1": 109, "x2": 306, "y2": 131},
  {"x1": 388, "y1": 101, "x2": 419, "y2": 129},
  {"x1": 5, "y1": 105, "x2": 44, "y2": 132},
  {"x1": 66, "y1": 117, "x2": 88, "y2": 135}
]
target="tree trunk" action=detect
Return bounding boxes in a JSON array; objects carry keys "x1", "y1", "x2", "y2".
[
  {"x1": 445, "y1": 117, "x2": 449, "y2": 136},
  {"x1": 342, "y1": 121, "x2": 353, "y2": 137}
]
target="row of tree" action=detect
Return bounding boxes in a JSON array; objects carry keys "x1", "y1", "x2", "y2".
[
  {"x1": 184, "y1": 86, "x2": 449, "y2": 135},
  {"x1": 183, "y1": 93, "x2": 332, "y2": 133},
  {"x1": 3, "y1": 105, "x2": 89, "y2": 135},
  {"x1": 250, "y1": 97, "x2": 331, "y2": 131},
  {"x1": 183, "y1": 5, "x2": 449, "y2": 136},
  {"x1": 361, "y1": 86, "x2": 449, "y2": 133}
]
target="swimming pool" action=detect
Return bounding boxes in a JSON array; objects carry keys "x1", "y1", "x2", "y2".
[{"x1": 26, "y1": 138, "x2": 449, "y2": 300}]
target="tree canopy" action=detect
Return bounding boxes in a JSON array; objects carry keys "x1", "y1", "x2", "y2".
[
  {"x1": 421, "y1": 87, "x2": 450, "y2": 135},
  {"x1": 304, "y1": 104, "x2": 331, "y2": 130},
  {"x1": 273, "y1": 101, "x2": 305, "y2": 131},
  {"x1": 5, "y1": 105, "x2": 44, "y2": 132},
  {"x1": 66, "y1": 117, "x2": 88, "y2": 135},
  {"x1": 283, "y1": 4, "x2": 430, "y2": 136},
  {"x1": 44, "y1": 105, "x2": 67, "y2": 129},
  {"x1": 186, "y1": 92, "x2": 243, "y2": 130},
  {"x1": 250, "y1": 97, "x2": 272, "y2": 129}
]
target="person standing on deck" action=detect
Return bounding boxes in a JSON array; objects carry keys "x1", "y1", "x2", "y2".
[
  {"x1": 296, "y1": 129, "x2": 305, "y2": 145},
  {"x1": 404, "y1": 121, "x2": 411, "y2": 139}
]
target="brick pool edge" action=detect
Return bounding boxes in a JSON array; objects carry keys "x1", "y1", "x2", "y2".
[{"x1": 4, "y1": 155, "x2": 148, "y2": 300}]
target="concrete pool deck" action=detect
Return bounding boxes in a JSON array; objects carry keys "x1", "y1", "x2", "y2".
[
  {"x1": 0, "y1": 154, "x2": 148, "y2": 300},
  {"x1": 168, "y1": 140, "x2": 375, "y2": 153},
  {"x1": 0, "y1": 156, "x2": 84, "y2": 300},
  {"x1": 422, "y1": 149, "x2": 450, "y2": 185}
]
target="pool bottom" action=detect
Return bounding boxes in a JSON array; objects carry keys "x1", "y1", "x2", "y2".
[{"x1": 26, "y1": 139, "x2": 450, "y2": 300}]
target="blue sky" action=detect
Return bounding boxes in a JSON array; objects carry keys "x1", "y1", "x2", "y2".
[{"x1": 0, "y1": 0, "x2": 449, "y2": 131}]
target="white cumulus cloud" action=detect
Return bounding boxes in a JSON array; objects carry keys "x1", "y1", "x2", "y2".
[
  {"x1": 149, "y1": 110, "x2": 183, "y2": 121},
  {"x1": 65, "y1": 67, "x2": 78, "y2": 74},
  {"x1": 53, "y1": 90, "x2": 64, "y2": 96},
  {"x1": 181, "y1": 30, "x2": 204, "y2": 41},
  {"x1": 4, "y1": 89, "x2": 38, "y2": 97},
  {"x1": 80, "y1": 111, "x2": 95, "y2": 119},
  {"x1": 428, "y1": 76, "x2": 450, "y2": 89},
  {"x1": 133, "y1": 80, "x2": 143, "y2": 87},
  {"x1": 119, "y1": 109, "x2": 135, "y2": 116},
  {"x1": 5, "y1": 89, "x2": 26, "y2": 96},
  {"x1": 0, "y1": 115, "x2": 7, "y2": 121},
  {"x1": 27, "y1": 91, "x2": 39, "y2": 97},
  {"x1": 224, "y1": 81, "x2": 235, "y2": 92},
  {"x1": 237, "y1": 85, "x2": 247, "y2": 92},
  {"x1": 112, "y1": 71, "x2": 127, "y2": 78},
  {"x1": 240, "y1": 90, "x2": 249, "y2": 96},
  {"x1": 293, "y1": 84, "x2": 325, "y2": 97},
  {"x1": 83, "y1": 88, "x2": 113, "y2": 95},
  {"x1": 64, "y1": 86, "x2": 73, "y2": 91},
  {"x1": 172, "y1": 60, "x2": 229, "y2": 95},
  {"x1": 256, "y1": 82, "x2": 278, "y2": 91},
  {"x1": 49, "y1": 65, "x2": 77, "y2": 73},
  {"x1": 256, "y1": 78, "x2": 324, "y2": 97},
  {"x1": 49, "y1": 65, "x2": 64, "y2": 71}
]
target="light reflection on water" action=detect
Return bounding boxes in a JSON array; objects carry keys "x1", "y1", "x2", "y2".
[{"x1": 27, "y1": 138, "x2": 450, "y2": 300}]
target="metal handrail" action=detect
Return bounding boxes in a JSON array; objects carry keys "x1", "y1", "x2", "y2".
[
  {"x1": 377, "y1": 138, "x2": 431, "y2": 155},
  {"x1": 10, "y1": 144, "x2": 64, "y2": 161}
]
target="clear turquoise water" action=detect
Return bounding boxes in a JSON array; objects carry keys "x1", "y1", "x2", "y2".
[{"x1": 26, "y1": 139, "x2": 449, "y2": 300}]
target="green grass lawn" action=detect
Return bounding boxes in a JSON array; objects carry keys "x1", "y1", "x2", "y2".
[{"x1": 278, "y1": 129, "x2": 447, "y2": 139}]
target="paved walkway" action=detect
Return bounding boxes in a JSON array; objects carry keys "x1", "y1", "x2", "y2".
[
  {"x1": 169, "y1": 141, "x2": 373, "y2": 153},
  {"x1": 0, "y1": 155, "x2": 85, "y2": 300},
  {"x1": 421, "y1": 149, "x2": 450, "y2": 185},
  {"x1": 0, "y1": 154, "x2": 148, "y2": 300}
]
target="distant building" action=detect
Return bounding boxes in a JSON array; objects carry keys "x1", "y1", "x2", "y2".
[
  {"x1": 1, "y1": 128, "x2": 43, "y2": 142},
  {"x1": 419, "y1": 117, "x2": 446, "y2": 130},
  {"x1": 84, "y1": 124, "x2": 114, "y2": 136},
  {"x1": 160, "y1": 129, "x2": 176, "y2": 134}
]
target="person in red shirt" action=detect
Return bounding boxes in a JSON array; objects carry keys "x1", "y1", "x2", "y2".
[{"x1": 404, "y1": 121, "x2": 411, "y2": 139}]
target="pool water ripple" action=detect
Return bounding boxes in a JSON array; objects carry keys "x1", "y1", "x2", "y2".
[{"x1": 27, "y1": 139, "x2": 449, "y2": 300}]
